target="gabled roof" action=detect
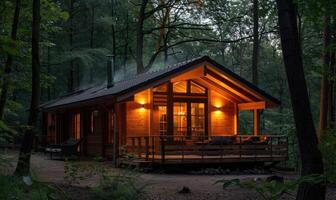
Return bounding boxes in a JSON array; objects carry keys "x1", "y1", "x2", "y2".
[{"x1": 40, "y1": 56, "x2": 280, "y2": 111}]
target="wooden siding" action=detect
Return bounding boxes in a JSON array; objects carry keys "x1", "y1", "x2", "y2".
[
  {"x1": 209, "y1": 90, "x2": 235, "y2": 136},
  {"x1": 126, "y1": 89, "x2": 151, "y2": 139}
]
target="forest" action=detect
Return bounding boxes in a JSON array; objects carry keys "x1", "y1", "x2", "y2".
[{"x1": 0, "y1": 0, "x2": 336, "y2": 200}]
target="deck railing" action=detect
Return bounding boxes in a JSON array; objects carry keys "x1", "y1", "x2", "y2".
[{"x1": 124, "y1": 135, "x2": 288, "y2": 164}]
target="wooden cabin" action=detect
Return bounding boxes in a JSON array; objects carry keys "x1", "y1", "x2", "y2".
[{"x1": 40, "y1": 56, "x2": 288, "y2": 166}]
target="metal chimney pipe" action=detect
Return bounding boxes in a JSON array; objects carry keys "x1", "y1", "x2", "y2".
[{"x1": 107, "y1": 55, "x2": 115, "y2": 88}]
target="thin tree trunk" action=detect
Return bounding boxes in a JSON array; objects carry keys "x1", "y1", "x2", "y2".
[
  {"x1": 47, "y1": 47, "x2": 51, "y2": 101},
  {"x1": 14, "y1": 0, "x2": 41, "y2": 176},
  {"x1": 136, "y1": 0, "x2": 148, "y2": 74},
  {"x1": 0, "y1": 0, "x2": 21, "y2": 120},
  {"x1": 68, "y1": 0, "x2": 75, "y2": 92},
  {"x1": 123, "y1": 11, "x2": 129, "y2": 77},
  {"x1": 111, "y1": 0, "x2": 116, "y2": 69},
  {"x1": 251, "y1": 0, "x2": 259, "y2": 85},
  {"x1": 319, "y1": 15, "x2": 332, "y2": 135},
  {"x1": 328, "y1": 18, "x2": 336, "y2": 128},
  {"x1": 276, "y1": 0, "x2": 326, "y2": 200},
  {"x1": 89, "y1": 5, "x2": 95, "y2": 84}
]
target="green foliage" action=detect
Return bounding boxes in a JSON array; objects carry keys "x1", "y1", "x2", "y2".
[
  {"x1": 0, "y1": 120, "x2": 18, "y2": 144},
  {"x1": 64, "y1": 161, "x2": 93, "y2": 186},
  {"x1": 92, "y1": 169, "x2": 147, "y2": 200},
  {"x1": 217, "y1": 174, "x2": 326, "y2": 200},
  {"x1": 63, "y1": 160, "x2": 147, "y2": 200},
  {"x1": 319, "y1": 129, "x2": 336, "y2": 183},
  {"x1": 0, "y1": 175, "x2": 68, "y2": 200}
]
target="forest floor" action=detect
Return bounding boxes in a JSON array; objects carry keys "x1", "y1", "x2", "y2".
[{"x1": 2, "y1": 150, "x2": 336, "y2": 200}]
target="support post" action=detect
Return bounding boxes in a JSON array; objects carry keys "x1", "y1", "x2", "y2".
[
  {"x1": 145, "y1": 136, "x2": 149, "y2": 161},
  {"x1": 161, "y1": 136, "x2": 165, "y2": 163},
  {"x1": 113, "y1": 106, "x2": 119, "y2": 167},
  {"x1": 253, "y1": 109, "x2": 261, "y2": 135}
]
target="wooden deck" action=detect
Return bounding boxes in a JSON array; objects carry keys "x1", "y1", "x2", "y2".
[{"x1": 121, "y1": 135, "x2": 288, "y2": 165}]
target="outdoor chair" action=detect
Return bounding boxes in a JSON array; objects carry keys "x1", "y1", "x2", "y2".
[{"x1": 45, "y1": 137, "x2": 83, "y2": 160}]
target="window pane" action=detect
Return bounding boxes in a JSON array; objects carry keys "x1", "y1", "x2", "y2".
[
  {"x1": 72, "y1": 113, "x2": 81, "y2": 140},
  {"x1": 191, "y1": 103, "x2": 205, "y2": 138},
  {"x1": 173, "y1": 81, "x2": 187, "y2": 93},
  {"x1": 108, "y1": 111, "x2": 114, "y2": 144},
  {"x1": 191, "y1": 103, "x2": 204, "y2": 115},
  {"x1": 173, "y1": 102, "x2": 187, "y2": 136},
  {"x1": 158, "y1": 106, "x2": 167, "y2": 135},
  {"x1": 190, "y1": 81, "x2": 206, "y2": 94}
]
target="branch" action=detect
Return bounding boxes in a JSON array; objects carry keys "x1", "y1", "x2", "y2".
[
  {"x1": 143, "y1": 30, "x2": 276, "y2": 70},
  {"x1": 144, "y1": 1, "x2": 175, "y2": 19},
  {"x1": 143, "y1": 23, "x2": 211, "y2": 34}
]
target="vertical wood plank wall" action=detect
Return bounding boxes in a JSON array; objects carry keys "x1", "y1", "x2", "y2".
[
  {"x1": 126, "y1": 90, "x2": 151, "y2": 140},
  {"x1": 209, "y1": 90, "x2": 235, "y2": 136}
]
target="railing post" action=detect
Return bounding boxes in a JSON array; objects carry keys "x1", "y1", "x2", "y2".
[
  {"x1": 239, "y1": 136, "x2": 242, "y2": 160},
  {"x1": 254, "y1": 136, "x2": 257, "y2": 162},
  {"x1": 152, "y1": 136, "x2": 155, "y2": 161},
  {"x1": 132, "y1": 137, "x2": 135, "y2": 153},
  {"x1": 137, "y1": 137, "x2": 142, "y2": 158},
  {"x1": 201, "y1": 140, "x2": 204, "y2": 162},
  {"x1": 220, "y1": 137, "x2": 223, "y2": 161},
  {"x1": 182, "y1": 136, "x2": 184, "y2": 162},
  {"x1": 145, "y1": 136, "x2": 149, "y2": 161},
  {"x1": 161, "y1": 136, "x2": 165, "y2": 163}
]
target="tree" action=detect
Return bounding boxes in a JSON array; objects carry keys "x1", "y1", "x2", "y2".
[
  {"x1": 135, "y1": 0, "x2": 148, "y2": 73},
  {"x1": 276, "y1": 0, "x2": 325, "y2": 199},
  {"x1": 14, "y1": 0, "x2": 41, "y2": 176},
  {"x1": 251, "y1": 0, "x2": 259, "y2": 85},
  {"x1": 0, "y1": 0, "x2": 21, "y2": 120},
  {"x1": 328, "y1": 19, "x2": 336, "y2": 128},
  {"x1": 319, "y1": 13, "x2": 331, "y2": 135}
]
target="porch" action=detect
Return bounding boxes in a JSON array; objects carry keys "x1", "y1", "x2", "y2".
[{"x1": 122, "y1": 135, "x2": 288, "y2": 165}]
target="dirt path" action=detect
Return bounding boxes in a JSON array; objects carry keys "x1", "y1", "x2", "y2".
[{"x1": 3, "y1": 151, "x2": 335, "y2": 200}]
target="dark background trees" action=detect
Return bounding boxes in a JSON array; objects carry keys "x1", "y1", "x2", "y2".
[{"x1": 0, "y1": 0, "x2": 335, "y2": 197}]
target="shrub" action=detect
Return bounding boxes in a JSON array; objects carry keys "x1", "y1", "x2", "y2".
[
  {"x1": 91, "y1": 164, "x2": 147, "y2": 200},
  {"x1": 319, "y1": 129, "x2": 336, "y2": 183},
  {"x1": 0, "y1": 175, "x2": 67, "y2": 200}
]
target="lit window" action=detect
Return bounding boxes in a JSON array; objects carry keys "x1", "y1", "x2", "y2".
[
  {"x1": 71, "y1": 113, "x2": 81, "y2": 139},
  {"x1": 190, "y1": 81, "x2": 206, "y2": 94},
  {"x1": 90, "y1": 112, "x2": 94, "y2": 134},
  {"x1": 108, "y1": 111, "x2": 114, "y2": 144},
  {"x1": 173, "y1": 81, "x2": 187, "y2": 93},
  {"x1": 158, "y1": 106, "x2": 167, "y2": 135}
]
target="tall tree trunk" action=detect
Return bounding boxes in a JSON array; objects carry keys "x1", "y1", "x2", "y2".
[
  {"x1": 47, "y1": 47, "x2": 51, "y2": 101},
  {"x1": 123, "y1": 11, "x2": 129, "y2": 77},
  {"x1": 251, "y1": 0, "x2": 259, "y2": 86},
  {"x1": 0, "y1": 0, "x2": 21, "y2": 120},
  {"x1": 14, "y1": 0, "x2": 41, "y2": 176},
  {"x1": 68, "y1": 0, "x2": 75, "y2": 92},
  {"x1": 89, "y1": 5, "x2": 95, "y2": 84},
  {"x1": 111, "y1": 0, "x2": 116, "y2": 70},
  {"x1": 276, "y1": 0, "x2": 326, "y2": 200},
  {"x1": 319, "y1": 14, "x2": 332, "y2": 135},
  {"x1": 136, "y1": 0, "x2": 148, "y2": 74},
  {"x1": 328, "y1": 18, "x2": 336, "y2": 128}
]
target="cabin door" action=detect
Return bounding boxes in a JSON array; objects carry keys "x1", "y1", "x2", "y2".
[{"x1": 173, "y1": 101, "x2": 207, "y2": 139}]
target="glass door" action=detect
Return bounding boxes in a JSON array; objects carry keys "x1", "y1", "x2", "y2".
[
  {"x1": 191, "y1": 103, "x2": 205, "y2": 139},
  {"x1": 173, "y1": 102, "x2": 206, "y2": 139},
  {"x1": 173, "y1": 102, "x2": 188, "y2": 136}
]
